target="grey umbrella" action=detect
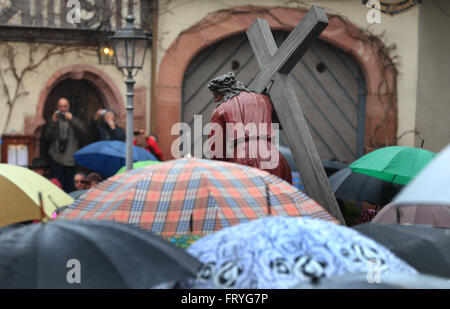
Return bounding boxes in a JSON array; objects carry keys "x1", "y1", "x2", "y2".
[
  {"x1": 279, "y1": 145, "x2": 298, "y2": 172},
  {"x1": 354, "y1": 222, "x2": 450, "y2": 278},
  {"x1": 329, "y1": 168, "x2": 403, "y2": 206},
  {"x1": 0, "y1": 220, "x2": 202, "y2": 288},
  {"x1": 279, "y1": 145, "x2": 346, "y2": 174},
  {"x1": 393, "y1": 144, "x2": 450, "y2": 205},
  {"x1": 373, "y1": 203, "x2": 450, "y2": 228},
  {"x1": 0, "y1": 223, "x2": 26, "y2": 236},
  {"x1": 68, "y1": 189, "x2": 89, "y2": 200}
]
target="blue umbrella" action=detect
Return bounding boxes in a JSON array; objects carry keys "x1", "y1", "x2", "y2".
[
  {"x1": 179, "y1": 216, "x2": 416, "y2": 289},
  {"x1": 74, "y1": 141, "x2": 157, "y2": 178}
]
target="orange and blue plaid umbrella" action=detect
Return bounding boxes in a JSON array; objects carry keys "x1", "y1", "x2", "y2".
[{"x1": 59, "y1": 158, "x2": 338, "y2": 237}]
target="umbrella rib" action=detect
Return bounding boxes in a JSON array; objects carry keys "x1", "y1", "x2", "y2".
[
  {"x1": 51, "y1": 222, "x2": 129, "y2": 284},
  {"x1": 402, "y1": 148, "x2": 419, "y2": 180},
  {"x1": 93, "y1": 220, "x2": 203, "y2": 273}
]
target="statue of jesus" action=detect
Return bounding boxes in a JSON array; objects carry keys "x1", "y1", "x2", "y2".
[{"x1": 207, "y1": 72, "x2": 292, "y2": 184}]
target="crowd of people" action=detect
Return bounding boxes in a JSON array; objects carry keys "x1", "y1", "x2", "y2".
[{"x1": 34, "y1": 97, "x2": 164, "y2": 193}]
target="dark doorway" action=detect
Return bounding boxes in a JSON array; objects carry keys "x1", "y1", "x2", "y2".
[{"x1": 40, "y1": 78, "x2": 105, "y2": 158}]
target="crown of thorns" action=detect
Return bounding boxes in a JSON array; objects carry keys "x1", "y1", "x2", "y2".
[{"x1": 207, "y1": 72, "x2": 249, "y2": 93}]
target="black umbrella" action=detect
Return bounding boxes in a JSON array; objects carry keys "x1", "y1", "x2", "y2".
[
  {"x1": 293, "y1": 272, "x2": 450, "y2": 289},
  {"x1": 329, "y1": 168, "x2": 403, "y2": 206},
  {"x1": 279, "y1": 145, "x2": 347, "y2": 175},
  {"x1": 0, "y1": 223, "x2": 25, "y2": 236},
  {"x1": 354, "y1": 222, "x2": 450, "y2": 278},
  {"x1": 0, "y1": 220, "x2": 202, "y2": 288}
]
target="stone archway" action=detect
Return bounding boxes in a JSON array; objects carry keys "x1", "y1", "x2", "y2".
[
  {"x1": 154, "y1": 6, "x2": 397, "y2": 160},
  {"x1": 25, "y1": 64, "x2": 124, "y2": 156}
]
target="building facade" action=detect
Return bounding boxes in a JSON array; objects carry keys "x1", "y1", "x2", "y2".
[
  {"x1": 152, "y1": 0, "x2": 449, "y2": 161},
  {"x1": 0, "y1": 0, "x2": 153, "y2": 163},
  {"x1": 1, "y1": 0, "x2": 449, "y2": 167}
]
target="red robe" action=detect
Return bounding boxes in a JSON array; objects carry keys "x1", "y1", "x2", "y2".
[{"x1": 209, "y1": 92, "x2": 292, "y2": 183}]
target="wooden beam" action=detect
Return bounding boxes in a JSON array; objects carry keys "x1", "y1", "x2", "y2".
[
  {"x1": 270, "y1": 73, "x2": 346, "y2": 223},
  {"x1": 246, "y1": 9, "x2": 346, "y2": 224},
  {"x1": 248, "y1": 7, "x2": 329, "y2": 93}
]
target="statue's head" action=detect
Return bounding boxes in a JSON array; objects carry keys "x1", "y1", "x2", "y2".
[{"x1": 208, "y1": 72, "x2": 250, "y2": 105}]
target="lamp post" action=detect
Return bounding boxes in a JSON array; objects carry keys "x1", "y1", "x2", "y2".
[{"x1": 110, "y1": 15, "x2": 150, "y2": 171}]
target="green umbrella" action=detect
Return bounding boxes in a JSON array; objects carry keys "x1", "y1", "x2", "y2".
[
  {"x1": 349, "y1": 146, "x2": 436, "y2": 185},
  {"x1": 115, "y1": 160, "x2": 160, "y2": 175}
]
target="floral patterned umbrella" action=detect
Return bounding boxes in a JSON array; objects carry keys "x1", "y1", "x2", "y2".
[{"x1": 178, "y1": 216, "x2": 417, "y2": 289}]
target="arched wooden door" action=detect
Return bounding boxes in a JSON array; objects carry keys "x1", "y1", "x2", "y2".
[
  {"x1": 40, "y1": 78, "x2": 105, "y2": 158},
  {"x1": 182, "y1": 31, "x2": 367, "y2": 166}
]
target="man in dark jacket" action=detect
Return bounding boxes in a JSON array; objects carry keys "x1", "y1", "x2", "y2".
[
  {"x1": 90, "y1": 108, "x2": 125, "y2": 141},
  {"x1": 43, "y1": 97, "x2": 87, "y2": 192}
]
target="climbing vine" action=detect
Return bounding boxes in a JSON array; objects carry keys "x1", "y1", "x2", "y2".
[{"x1": 0, "y1": 43, "x2": 97, "y2": 133}]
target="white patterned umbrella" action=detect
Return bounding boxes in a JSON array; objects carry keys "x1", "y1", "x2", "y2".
[{"x1": 179, "y1": 216, "x2": 417, "y2": 289}]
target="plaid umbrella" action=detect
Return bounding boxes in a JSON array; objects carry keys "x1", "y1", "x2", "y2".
[{"x1": 59, "y1": 158, "x2": 338, "y2": 237}]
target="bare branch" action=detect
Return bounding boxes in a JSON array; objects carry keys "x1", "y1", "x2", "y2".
[{"x1": 0, "y1": 42, "x2": 96, "y2": 132}]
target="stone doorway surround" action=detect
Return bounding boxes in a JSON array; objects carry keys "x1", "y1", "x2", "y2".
[{"x1": 25, "y1": 64, "x2": 125, "y2": 155}]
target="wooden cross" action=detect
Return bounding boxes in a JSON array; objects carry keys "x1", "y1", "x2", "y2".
[{"x1": 246, "y1": 6, "x2": 345, "y2": 224}]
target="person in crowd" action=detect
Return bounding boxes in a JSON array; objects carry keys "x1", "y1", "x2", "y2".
[
  {"x1": 86, "y1": 172, "x2": 102, "y2": 189},
  {"x1": 73, "y1": 172, "x2": 88, "y2": 191},
  {"x1": 28, "y1": 157, "x2": 62, "y2": 189},
  {"x1": 133, "y1": 129, "x2": 163, "y2": 161},
  {"x1": 353, "y1": 202, "x2": 380, "y2": 225},
  {"x1": 90, "y1": 108, "x2": 125, "y2": 141},
  {"x1": 43, "y1": 97, "x2": 87, "y2": 192}
]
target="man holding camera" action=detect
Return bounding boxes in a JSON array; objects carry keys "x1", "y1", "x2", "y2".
[
  {"x1": 90, "y1": 108, "x2": 125, "y2": 142},
  {"x1": 43, "y1": 97, "x2": 87, "y2": 192}
]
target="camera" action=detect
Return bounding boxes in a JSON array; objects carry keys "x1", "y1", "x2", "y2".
[{"x1": 56, "y1": 111, "x2": 66, "y2": 119}]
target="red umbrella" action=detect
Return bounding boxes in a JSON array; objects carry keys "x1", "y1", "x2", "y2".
[{"x1": 59, "y1": 158, "x2": 338, "y2": 237}]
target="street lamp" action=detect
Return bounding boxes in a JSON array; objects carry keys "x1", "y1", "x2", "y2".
[{"x1": 110, "y1": 15, "x2": 150, "y2": 171}]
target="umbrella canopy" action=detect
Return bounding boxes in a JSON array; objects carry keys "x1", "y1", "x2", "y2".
[
  {"x1": 178, "y1": 216, "x2": 416, "y2": 289},
  {"x1": 68, "y1": 189, "x2": 89, "y2": 200},
  {"x1": 74, "y1": 141, "x2": 158, "y2": 178},
  {"x1": 279, "y1": 146, "x2": 346, "y2": 175},
  {"x1": 59, "y1": 158, "x2": 338, "y2": 237},
  {"x1": 393, "y1": 144, "x2": 450, "y2": 205},
  {"x1": 115, "y1": 160, "x2": 160, "y2": 175},
  {"x1": 0, "y1": 223, "x2": 25, "y2": 236},
  {"x1": 279, "y1": 145, "x2": 298, "y2": 172},
  {"x1": 349, "y1": 146, "x2": 436, "y2": 185},
  {"x1": 329, "y1": 168, "x2": 403, "y2": 206},
  {"x1": 354, "y1": 222, "x2": 450, "y2": 278},
  {"x1": 291, "y1": 172, "x2": 304, "y2": 192},
  {"x1": 372, "y1": 203, "x2": 450, "y2": 228},
  {"x1": 0, "y1": 164, "x2": 74, "y2": 227},
  {"x1": 293, "y1": 272, "x2": 450, "y2": 289},
  {"x1": 0, "y1": 219, "x2": 202, "y2": 288}
]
